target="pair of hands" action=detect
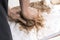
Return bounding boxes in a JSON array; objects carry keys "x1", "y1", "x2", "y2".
[{"x1": 8, "y1": 7, "x2": 38, "y2": 26}]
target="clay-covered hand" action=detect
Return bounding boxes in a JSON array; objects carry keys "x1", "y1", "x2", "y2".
[
  {"x1": 8, "y1": 7, "x2": 35, "y2": 27},
  {"x1": 22, "y1": 7, "x2": 39, "y2": 20},
  {"x1": 8, "y1": 7, "x2": 21, "y2": 21}
]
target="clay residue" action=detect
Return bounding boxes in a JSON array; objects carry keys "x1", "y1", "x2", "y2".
[
  {"x1": 50, "y1": 0, "x2": 60, "y2": 5},
  {"x1": 30, "y1": 1, "x2": 51, "y2": 13}
]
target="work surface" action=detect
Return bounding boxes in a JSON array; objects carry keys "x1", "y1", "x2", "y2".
[{"x1": 8, "y1": 0, "x2": 60, "y2": 40}]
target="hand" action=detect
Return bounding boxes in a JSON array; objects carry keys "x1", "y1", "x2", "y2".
[
  {"x1": 22, "y1": 7, "x2": 39, "y2": 20},
  {"x1": 8, "y1": 7, "x2": 21, "y2": 21},
  {"x1": 8, "y1": 7, "x2": 35, "y2": 27}
]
